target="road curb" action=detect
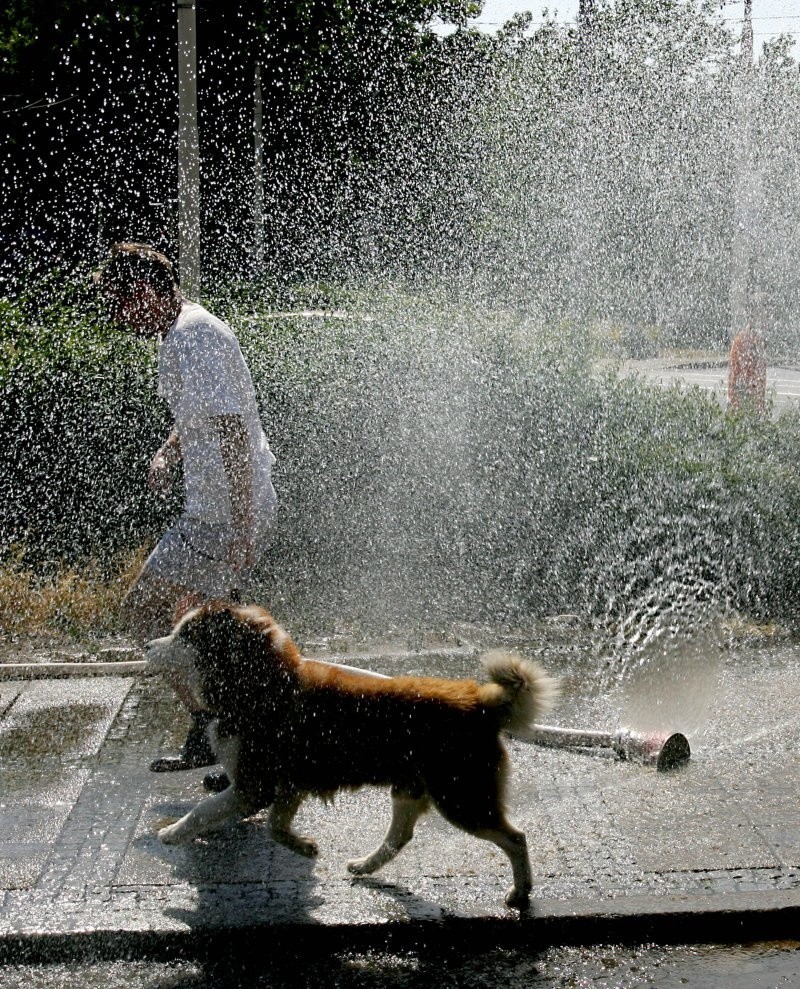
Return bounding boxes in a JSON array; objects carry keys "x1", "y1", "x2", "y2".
[
  {"x1": 0, "y1": 660, "x2": 148, "y2": 680},
  {"x1": 1, "y1": 893, "x2": 798, "y2": 964}
]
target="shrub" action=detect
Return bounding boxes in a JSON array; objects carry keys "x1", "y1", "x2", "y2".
[
  {"x1": 0, "y1": 282, "x2": 176, "y2": 568},
  {"x1": 3, "y1": 277, "x2": 800, "y2": 638}
]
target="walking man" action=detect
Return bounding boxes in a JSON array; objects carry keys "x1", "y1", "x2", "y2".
[{"x1": 94, "y1": 242, "x2": 277, "y2": 773}]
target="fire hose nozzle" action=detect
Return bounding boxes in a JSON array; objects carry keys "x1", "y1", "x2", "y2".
[
  {"x1": 612, "y1": 729, "x2": 691, "y2": 771},
  {"x1": 525, "y1": 724, "x2": 691, "y2": 771}
]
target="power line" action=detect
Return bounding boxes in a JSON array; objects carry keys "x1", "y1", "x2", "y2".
[{"x1": 2, "y1": 95, "x2": 78, "y2": 114}]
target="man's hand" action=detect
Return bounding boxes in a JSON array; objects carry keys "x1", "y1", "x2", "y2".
[
  {"x1": 147, "y1": 450, "x2": 177, "y2": 495},
  {"x1": 148, "y1": 431, "x2": 181, "y2": 496}
]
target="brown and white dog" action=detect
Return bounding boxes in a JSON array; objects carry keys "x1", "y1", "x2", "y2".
[{"x1": 145, "y1": 602, "x2": 559, "y2": 909}]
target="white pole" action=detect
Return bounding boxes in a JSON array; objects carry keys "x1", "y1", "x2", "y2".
[
  {"x1": 177, "y1": 0, "x2": 201, "y2": 298},
  {"x1": 253, "y1": 62, "x2": 265, "y2": 273},
  {"x1": 730, "y1": 0, "x2": 755, "y2": 340}
]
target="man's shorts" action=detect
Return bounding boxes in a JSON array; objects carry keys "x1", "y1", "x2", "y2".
[{"x1": 143, "y1": 511, "x2": 275, "y2": 598}]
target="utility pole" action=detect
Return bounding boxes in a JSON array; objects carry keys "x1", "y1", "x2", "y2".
[
  {"x1": 571, "y1": 0, "x2": 597, "y2": 331},
  {"x1": 252, "y1": 62, "x2": 265, "y2": 274},
  {"x1": 177, "y1": 0, "x2": 201, "y2": 298},
  {"x1": 578, "y1": 0, "x2": 597, "y2": 83},
  {"x1": 729, "y1": 0, "x2": 756, "y2": 340},
  {"x1": 741, "y1": 0, "x2": 753, "y2": 66}
]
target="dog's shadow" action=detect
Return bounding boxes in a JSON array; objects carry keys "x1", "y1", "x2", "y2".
[
  {"x1": 137, "y1": 798, "x2": 324, "y2": 930},
  {"x1": 347, "y1": 874, "x2": 451, "y2": 923},
  {"x1": 350, "y1": 873, "x2": 536, "y2": 924},
  {"x1": 136, "y1": 797, "x2": 479, "y2": 932}
]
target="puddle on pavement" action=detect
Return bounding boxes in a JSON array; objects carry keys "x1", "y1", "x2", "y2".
[
  {"x1": 0, "y1": 704, "x2": 109, "y2": 760},
  {"x1": 0, "y1": 941, "x2": 798, "y2": 987},
  {"x1": 0, "y1": 679, "x2": 134, "y2": 766},
  {"x1": 0, "y1": 681, "x2": 131, "y2": 811}
]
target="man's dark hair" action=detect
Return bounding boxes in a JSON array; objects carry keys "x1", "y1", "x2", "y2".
[{"x1": 93, "y1": 242, "x2": 179, "y2": 299}]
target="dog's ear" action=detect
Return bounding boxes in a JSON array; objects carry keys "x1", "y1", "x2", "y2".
[{"x1": 181, "y1": 605, "x2": 240, "y2": 671}]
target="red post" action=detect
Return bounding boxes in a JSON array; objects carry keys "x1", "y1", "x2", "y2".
[{"x1": 728, "y1": 325, "x2": 766, "y2": 414}]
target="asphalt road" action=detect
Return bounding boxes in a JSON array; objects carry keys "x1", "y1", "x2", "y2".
[{"x1": 620, "y1": 360, "x2": 800, "y2": 414}]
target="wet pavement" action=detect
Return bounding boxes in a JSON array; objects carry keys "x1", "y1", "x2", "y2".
[{"x1": 0, "y1": 635, "x2": 798, "y2": 963}]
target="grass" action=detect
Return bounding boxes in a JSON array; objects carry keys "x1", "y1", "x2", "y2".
[{"x1": 0, "y1": 545, "x2": 147, "y2": 642}]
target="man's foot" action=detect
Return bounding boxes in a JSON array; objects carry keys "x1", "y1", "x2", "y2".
[
  {"x1": 203, "y1": 772, "x2": 230, "y2": 793},
  {"x1": 150, "y1": 712, "x2": 217, "y2": 773}
]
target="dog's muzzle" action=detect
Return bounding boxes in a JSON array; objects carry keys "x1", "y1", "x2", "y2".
[{"x1": 144, "y1": 633, "x2": 194, "y2": 675}]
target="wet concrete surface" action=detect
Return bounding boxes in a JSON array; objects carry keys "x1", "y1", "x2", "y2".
[
  {"x1": 1, "y1": 940, "x2": 800, "y2": 988},
  {"x1": 0, "y1": 636, "x2": 798, "y2": 962}
]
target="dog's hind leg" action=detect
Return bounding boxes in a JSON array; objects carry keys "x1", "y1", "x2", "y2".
[
  {"x1": 472, "y1": 822, "x2": 533, "y2": 910},
  {"x1": 158, "y1": 786, "x2": 254, "y2": 844},
  {"x1": 269, "y1": 789, "x2": 318, "y2": 858},
  {"x1": 347, "y1": 788, "x2": 430, "y2": 876},
  {"x1": 430, "y1": 764, "x2": 532, "y2": 910}
]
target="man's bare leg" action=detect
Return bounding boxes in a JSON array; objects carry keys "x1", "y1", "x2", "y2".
[
  {"x1": 122, "y1": 566, "x2": 196, "y2": 644},
  {"x1": 124, "y1": 567, "x2": 217, "y2": 772},
  {"x1": 123, "y1": 568, "x2": 209, "y2": 706}
]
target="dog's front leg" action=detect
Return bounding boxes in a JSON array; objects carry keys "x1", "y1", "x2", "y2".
[
  {"x1": 158, "y1": 786, "x2": 252, "y2": 845},
  {"x1": 268, "y1": 789, "x2": 318, "y2": 858}
]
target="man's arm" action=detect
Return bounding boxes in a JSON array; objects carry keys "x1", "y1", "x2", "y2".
[{"x1": 213, "y1": 414, "x2": 254, "y2": 570}]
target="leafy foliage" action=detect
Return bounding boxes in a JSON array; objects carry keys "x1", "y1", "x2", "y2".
[
  {"x1": 0, "y1": 0, "x2": 482, "y2": 280},
  {"x1": 0, "y1": 282, "x2": 176, "y2": 568},
  {"x1": 3, "y1": 282, "x2": 800, "y2": 635}
]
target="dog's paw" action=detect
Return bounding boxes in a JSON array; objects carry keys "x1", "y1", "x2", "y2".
[
  {"x1": 272, "y1": 830, "x2": 319, "y2": 858},
  {"x1": 158, "y1": 822, "x2": 188, "y2": 845},
  {"x1": 294, "y1": 836, "x2": 319, "y2": 858},
  {"x1": 346, "y1": 855, "x2": 376, "y2": 876},
  {"x1": 504, "y1": 884, "x2": 531, "y2": 911}
]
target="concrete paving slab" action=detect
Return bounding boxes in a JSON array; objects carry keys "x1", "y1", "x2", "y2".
[
  {"x1": 0, "y1": 679, "x2": 133, "y2": 894},
  {"x1": 0, "y1": 639, "x2": 797, "y2": 961}
]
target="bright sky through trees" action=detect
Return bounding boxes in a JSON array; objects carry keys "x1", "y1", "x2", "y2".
[{"x1": 461, "y1": 0, "x2": 798, "y2": 52}]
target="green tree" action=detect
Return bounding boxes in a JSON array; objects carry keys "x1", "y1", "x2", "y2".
[{"x1": 0, "y1": 1, "x2": 482, "y2": 280}]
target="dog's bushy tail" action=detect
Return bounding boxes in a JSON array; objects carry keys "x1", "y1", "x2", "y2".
[{"x1": 479, "y1": 650, "x2": 561, "y2": 733}]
